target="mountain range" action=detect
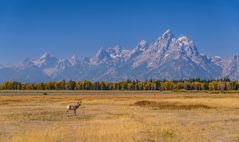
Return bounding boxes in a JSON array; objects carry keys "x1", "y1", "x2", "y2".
[{"x1": 0, "y1": 29, "x2": 239, "y2": 82}]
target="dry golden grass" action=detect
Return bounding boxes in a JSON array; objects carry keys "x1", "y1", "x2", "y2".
[{"x1": 0, "y1": 92, "x2": 239, "y2": 142}]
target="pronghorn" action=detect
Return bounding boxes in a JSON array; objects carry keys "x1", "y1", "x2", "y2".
[{"x1": 66, "y1": 100, "x2": 82, "y2": 115}]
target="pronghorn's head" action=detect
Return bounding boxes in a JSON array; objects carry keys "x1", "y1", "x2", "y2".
[{"x1": 77, "y1": 99, "x2": 82, "y2": 106}]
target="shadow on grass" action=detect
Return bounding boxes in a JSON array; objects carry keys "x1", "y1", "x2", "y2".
[{"x1": 133, "y1": 100, "x2": 214, "y2": 110}]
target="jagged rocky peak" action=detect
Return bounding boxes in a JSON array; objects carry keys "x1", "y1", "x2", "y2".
[
  {"x1": 23, "y1": 57, "x2": 32, "y2": 64},
  {"x1": 32, "y1": 52, "x2": 59, "y2": 68},
  {"x1": 161, "y1": 29, "x2": 174, "y2": 40},
  {"x1": 151, "y1": 29, "x2": 175, "y2": 50},
  {"x1": 175, "y1": 36, "x2": 199, "y2": 57},
  {"x1": 108, "y1": 45, "x2": 130, "y2": 59},
  {"x1": 37, "y1": 52, "x2": 54, "y2": 63},
  {"x1": 223, "y1": 54, "x2": 239, "y2": 80},
  {"x1": 95, "y1": 48, "x2": 110, "y2": 59},
  {"x1": 70, "y1": 54, "x2": 78, "y2": 60},
  {"x1": 91, "y1": 48, "x2": 111, "y2": 64},
  {"x1": 40, "y1": 52, "x2": 50, "y2": 59},
  {"x1": 136, "y1": 40, "x2": 148, "y2": 51},
  {"x1": 152, "y1": 30, "x2": 199, "y2": 59},
  {"x1": 153, "y1": 29, "x2": 198, "y2": 56},
  {"x1": 129, "y1": 40, "x2": 149, "y2": 60},
  {"x1": 81, "y1": 57, "x2": 90, "y2": 63},
  {"x1": 22, "y1": 57, "x2": 34, "y2": 67},
  {"x1": 211, "y1": 56, "x2": 224, "y2": 66},
  {"x1": 233, "y1": 54, "x2": 239, "y2": 61},
  {"x1": 111, "y1": 44, "x2": 122, "y2": 50},
  {"x1": 177, "y1": 36, "x2": 193, "y2": 46},
  {"x1": 108, "y1": 45, "x2": 123, "y2": 55},
  {"x1": 37, "y1": 52, "x2": 57, "y2": 62},
  {"x1": 69, "y1": 54, "x2": 80, "y2": 65}
]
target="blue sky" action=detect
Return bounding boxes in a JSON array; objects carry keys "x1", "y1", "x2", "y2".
[{"x1": 0, "y1": 0, "x2": 239, "y2": 65}]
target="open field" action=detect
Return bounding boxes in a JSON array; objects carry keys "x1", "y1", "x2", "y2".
[{"x1": 0, "y1": 92, "x2": 239, "y2": 142}]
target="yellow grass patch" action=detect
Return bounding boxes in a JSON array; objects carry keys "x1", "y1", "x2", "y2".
[{"x1": 0, "y1": 92, "x2": 239, "y2": 142}]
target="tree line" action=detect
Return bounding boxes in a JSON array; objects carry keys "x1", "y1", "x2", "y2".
[{"x1": 1, "y1": 78, "x2": 239, "y2": 91}]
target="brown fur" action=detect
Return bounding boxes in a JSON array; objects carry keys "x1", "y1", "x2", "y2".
[{"x1": 66, "y1": 100, "x2": 82, "y2": 115}]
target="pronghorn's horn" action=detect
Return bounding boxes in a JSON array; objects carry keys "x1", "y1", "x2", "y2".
[{"x1": 78, "y1": 99, "x2": 82, "y2": 104}]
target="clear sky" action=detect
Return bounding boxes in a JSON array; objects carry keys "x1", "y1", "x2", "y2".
[{"x1": 0, "y1": 0, "x2": 239, "y2": 65}]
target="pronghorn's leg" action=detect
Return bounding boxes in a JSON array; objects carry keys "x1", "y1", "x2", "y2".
[
  {"x1": 66, "y1": 109, "x2": 69, "y2": 114},
  {"x1": 74, "y1": 109, "x2": 76, "y2": 115}
]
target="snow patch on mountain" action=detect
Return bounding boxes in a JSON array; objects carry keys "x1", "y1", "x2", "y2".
[{"x1": 223, "y1": 55, "x2": 239, "y2": 80}]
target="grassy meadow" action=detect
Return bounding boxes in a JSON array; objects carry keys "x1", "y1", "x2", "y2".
[{"x1": 0, "y1": 91, "x2": 239, "y2": 142}]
